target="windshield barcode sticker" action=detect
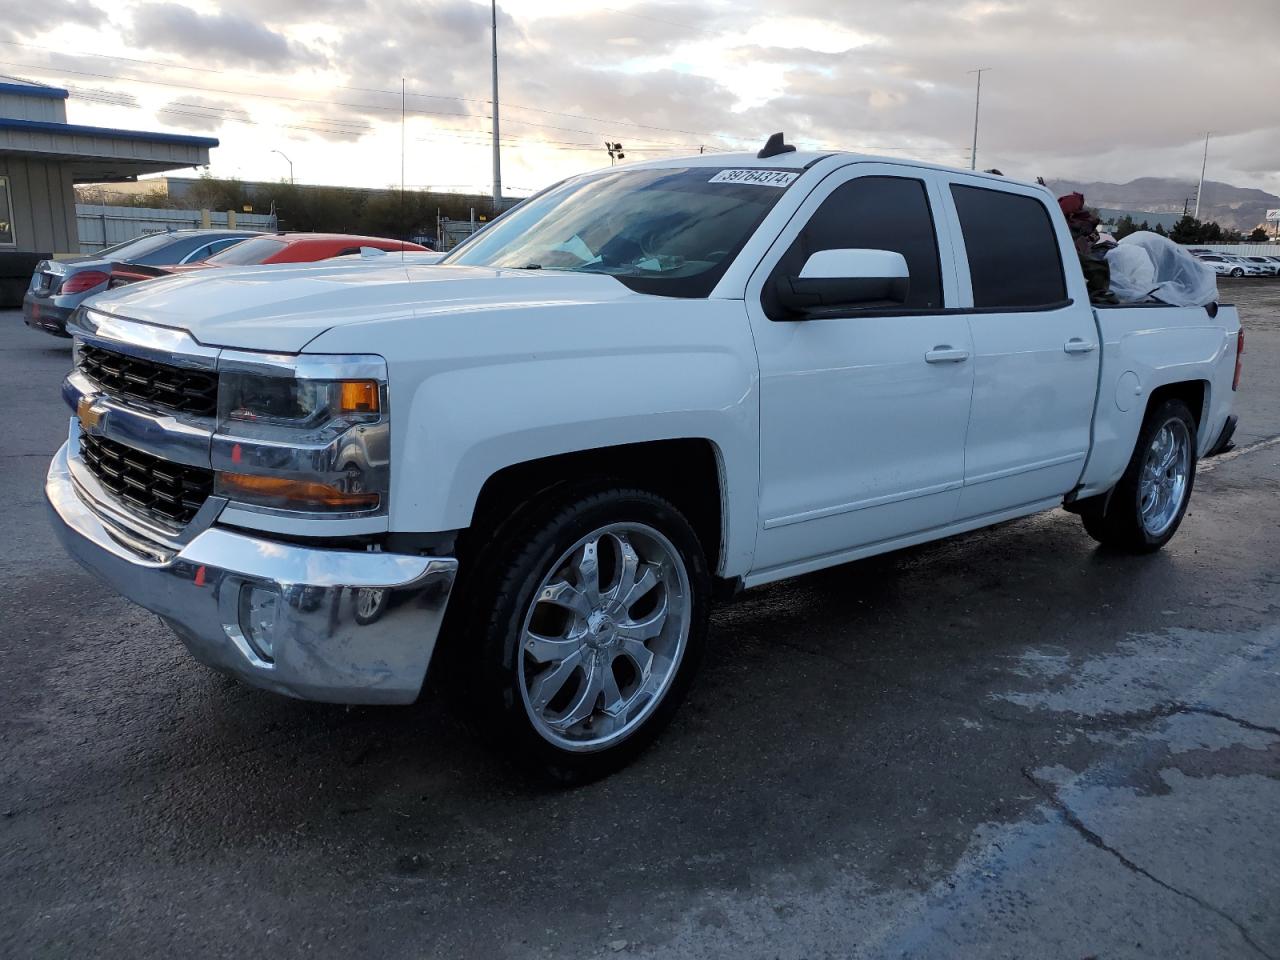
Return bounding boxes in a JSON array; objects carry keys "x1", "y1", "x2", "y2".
[{"x1": 708, "y1": 169, "x2": 799, "y2": 187}]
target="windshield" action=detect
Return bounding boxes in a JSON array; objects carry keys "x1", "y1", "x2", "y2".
[
  {"x1": 442, "y1": 166, "x2": 799, "y2": 297},
  {"x1": 206, "y1": 236, "x2": 289, "y2": 266}
]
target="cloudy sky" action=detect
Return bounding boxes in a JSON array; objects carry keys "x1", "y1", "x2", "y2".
[{"x1": 2, "y1": 0, "x2": 1277, "y2": 198}]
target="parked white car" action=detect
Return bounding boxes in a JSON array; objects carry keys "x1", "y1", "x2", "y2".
[
  {"x1": 1241, "y1": 256, "x2": 1280, "y2": 276},
  {"x1": 1225, "y1": 255, "x2": 1268, "y2": 276},
  {"x1": 1197, "y1": 254, "x2": 1254, "y2": 277},
  {"x1": 47, "y1": 143, "x2": 1243, "y2": 779},
  {"x1": 328, "y1": 247, "x2": 446, "y2": 264}
]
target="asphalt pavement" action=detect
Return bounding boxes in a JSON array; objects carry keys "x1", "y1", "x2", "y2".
[{"x1": 2, "y1": 281, "x2": 1278, "y2": 959}]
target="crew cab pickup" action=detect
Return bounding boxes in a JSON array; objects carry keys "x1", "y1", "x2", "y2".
[{"x1": 46, "y1": 144, "x2": 1242, "y2": 779}]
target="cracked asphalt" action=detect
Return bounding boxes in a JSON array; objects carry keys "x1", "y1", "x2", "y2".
[{"x1": 2, "y1": 279, "x2": 1278, "y2": 959}]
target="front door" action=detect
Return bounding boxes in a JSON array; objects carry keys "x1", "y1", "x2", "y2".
[{"x1": 745, "y1": 165, "x2": 974, "y2": 578}]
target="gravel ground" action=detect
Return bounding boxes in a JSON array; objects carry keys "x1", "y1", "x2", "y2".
[{"x1": 2, "y1": 279, "x2": 1278, "y2": 959}]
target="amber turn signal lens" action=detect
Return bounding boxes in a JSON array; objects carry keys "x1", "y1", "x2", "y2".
[
  {"x1": 338, "y1": 380, "x2": 379, "y2": 414},
  {"x1": 218, "y1": 472, "x2": 379, "y2": 511}
]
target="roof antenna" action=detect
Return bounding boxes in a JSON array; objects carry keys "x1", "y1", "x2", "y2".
[{"x1": 757, "y1": 132, "x2": 796, "y2": 159}]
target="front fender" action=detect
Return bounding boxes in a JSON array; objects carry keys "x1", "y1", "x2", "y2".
[{"x1": 405, "y1": 349, "x2": 757, "y2": 576}]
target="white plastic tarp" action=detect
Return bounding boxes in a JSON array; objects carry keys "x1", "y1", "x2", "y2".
[{"x1": 1105, "y1": 232, "x2": 1219, "y2": 306}]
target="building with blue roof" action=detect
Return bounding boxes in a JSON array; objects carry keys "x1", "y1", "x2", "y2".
[{"x1": 0, "y1": 76, "x2": 218, "y2": 305}]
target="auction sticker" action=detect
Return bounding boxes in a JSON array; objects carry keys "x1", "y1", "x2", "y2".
[{"x1": 708, "y1": 169, "x2": 798, "y2": 187}]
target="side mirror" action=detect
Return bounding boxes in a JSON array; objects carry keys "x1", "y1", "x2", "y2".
[{"x1": 775, "y1": 249, "x2": 910, "y2": 317}]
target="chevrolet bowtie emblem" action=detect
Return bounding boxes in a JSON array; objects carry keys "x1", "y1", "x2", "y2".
[{"x1": 77, "y1": 396, "x2": 105, "y2": 431}]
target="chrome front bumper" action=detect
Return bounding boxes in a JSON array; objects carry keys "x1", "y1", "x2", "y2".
[{"x1": 46, "y1": 443, "x2": 458, "y2": 704}]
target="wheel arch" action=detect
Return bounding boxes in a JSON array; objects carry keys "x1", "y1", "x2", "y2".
[
  {"x1": 467, "y1": 438, "x2": 735, "y2": 578},
  {"x1": 1145, "y1": 378, "x2": 1209, "y2": 442},
  {"x1": 1071, "y1": 375, "x2": 1210, "y2": 513}
]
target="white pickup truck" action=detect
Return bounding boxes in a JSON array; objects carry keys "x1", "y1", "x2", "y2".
[{"x1": 47, "y1": 140, "x2": 1242, "y2": 779}]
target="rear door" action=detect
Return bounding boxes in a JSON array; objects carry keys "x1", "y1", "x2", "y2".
[
  {"x1": 745, "y1": 163, "x2": 974, "y2": 576},
  {"x1": 940, "y1": 177, "x2": 1100, "y2": 519}
]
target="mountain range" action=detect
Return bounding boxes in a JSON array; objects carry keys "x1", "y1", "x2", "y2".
[{"x1": 1044, "y1": 177, "x2": 1279, "y2": 232}]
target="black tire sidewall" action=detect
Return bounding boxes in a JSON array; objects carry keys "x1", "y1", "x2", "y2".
[{"x1": 471, "y1": 485, "x2": 711, "y2": 781}]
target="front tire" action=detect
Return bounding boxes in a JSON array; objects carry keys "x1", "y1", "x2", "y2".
[
  {"x1": 1230, "y1": 268, "x2": 1244, "y2": 278},
  {"x1": 451, "y1": 484, "x2": 710, "y2": 782},
  {"x1": 1080, "y1": 398, "x2": 1197, "y2": 552}
]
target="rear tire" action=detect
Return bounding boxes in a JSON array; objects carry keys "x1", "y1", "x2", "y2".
[
  {"x1": 1230, "y1": 268, "x2": 1244, "y2": 278},
  {"x1": 445, "y1": 482, "x2": 711, "y2": 783},
  {"x1": 1079, "y1": 398, "x2": 1197, "y2": 553}
]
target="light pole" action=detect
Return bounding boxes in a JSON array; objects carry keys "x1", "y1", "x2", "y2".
[
  {"x1": 271, "y1": 149, "x2": 294, "y2": 185},
  {"x1": 490, "y1": 0, "x2": 502, "y2": 214},
  {"x1": 968, "y1": 68, "x2": 989, "y2": 171},
  {"x1": 1194, "y1": 131, "x2": 1211, "y2": 220}
]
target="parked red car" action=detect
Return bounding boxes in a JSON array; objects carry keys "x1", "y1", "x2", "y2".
[{"x1": 166, "y1": 233, "x2": 427, "y2": 273}]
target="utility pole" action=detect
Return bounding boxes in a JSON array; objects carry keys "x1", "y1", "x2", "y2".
[
  {"x1": 490, "y1": 0, "x2": 502, "y2": 214},
  {"x1": 605, "y1": 141, "x2": 625, "y2": 166},
  {"x1": 1194, "y1": 131, "x2": 1210, "y2": 220},
  {"x1": 968, "y1": 68, "x2": 989, "y2": 171}
]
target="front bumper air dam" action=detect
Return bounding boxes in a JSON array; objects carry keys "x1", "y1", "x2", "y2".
[{"x1": 45, "y1": 443, "x2": 457, "y2": 704}]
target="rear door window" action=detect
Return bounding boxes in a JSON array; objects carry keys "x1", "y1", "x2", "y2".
[{"x1": 950, "y1": 184, "x2": 1068, "y2": 309}]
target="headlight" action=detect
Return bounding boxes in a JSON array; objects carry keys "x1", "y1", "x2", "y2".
[
  {"x1": 212, "y1": 353, "x2": 390, "y2": 517},
  {"x1": 219, "y1": 373, "x2": 380, "y2": 427}
]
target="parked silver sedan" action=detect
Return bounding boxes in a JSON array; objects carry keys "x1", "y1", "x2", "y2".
[{"x1": 22, "y1": 229, "x2": 259, "y2": 337}]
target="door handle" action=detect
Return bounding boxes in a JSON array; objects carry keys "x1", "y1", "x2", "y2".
[
  {"x1": 1064, "y1": 338, "x2": 1097, "y2": 354},
  {"x1": 925, "y1": 346, "x2": 970, "y2": 364}
]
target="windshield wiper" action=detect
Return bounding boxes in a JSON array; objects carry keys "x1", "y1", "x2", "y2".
[{"x1": 518, "y1": 263, "x2": 542, "y2": 270}]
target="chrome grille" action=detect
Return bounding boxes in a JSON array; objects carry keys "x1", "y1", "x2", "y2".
[
  {"x1": 79, "y1": 433, "x2": 213, "y2": 526},
  {"x1": 79, "y1": 344, "x2": 218, "y2": 417}
]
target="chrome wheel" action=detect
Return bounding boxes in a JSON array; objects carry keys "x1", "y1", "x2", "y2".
[
  {"x1": 517, "y1": 522, "x2": 691, "y2": 753},
  {"x1": 1139, "y1": 418, "x2": 1191, "y2": 537},
  {"x1": 354, "y1": 587, "x2": 387, "y2": 625}
]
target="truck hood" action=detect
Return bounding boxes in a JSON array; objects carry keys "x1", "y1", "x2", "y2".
[{"x1": 83, "y1": 262, "x2": 638, "y2": 353}]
